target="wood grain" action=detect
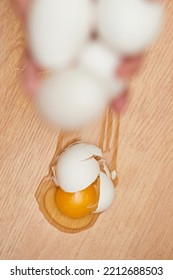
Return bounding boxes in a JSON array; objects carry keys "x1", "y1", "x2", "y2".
[{"x1": 0, "y1": 0, "x2": 173, "y2": 260}]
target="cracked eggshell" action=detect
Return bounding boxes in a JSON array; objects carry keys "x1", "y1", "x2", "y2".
[
  {"x1": 66, "y1": 143, "x2": 103, "y2": 160},
  {"x1": 95, "y1": 171, "x2": 115, "y2": 213},
  {"x1": 28, "y1": 0, "x2": 92, "y2": 69},
  {"x1": 98, "y1": 0, "x2": 164, "y2": 55},
  {"x1": 54, "y1": 143, "x2": 102, "y2": 193},
  {"x1": 37, "y1": 68, "x2": 107, "y2": 130}
]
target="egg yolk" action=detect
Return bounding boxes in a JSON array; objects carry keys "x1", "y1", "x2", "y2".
[{"x1": 55, "y1": 183, "x2": 98, "y2": 219}]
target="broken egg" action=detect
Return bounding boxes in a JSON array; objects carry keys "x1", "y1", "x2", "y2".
[
  {"x1": 53, "y1": 143, "x2": 102, "y2": 192},
  {"x1": 98, "y1": 0, "x2": 164, "y2": 55},
  {"x1": 52, "y1": 143, "x2": 116, "y2": 219}
]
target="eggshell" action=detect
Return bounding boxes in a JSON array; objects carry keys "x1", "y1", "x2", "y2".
[
  {"x1": 55, "y1": 143, "x2": 102, "y2": 192},
  {"x1": 28, "y1": 0, "x2": 92, "y2": 69},
  {"x1": 37, "y1": 68, "x2": 107, "y2": 130},
  {"x1": 65, "y1": 143, "x2": 103, "y2": 160},
  {"x1": 95, "y1": 171, "x2": 115, "y2": 213},
  {"x1": 98, "y1": 0, "x2": 164, "y2": 55},
  {"x1": 111, "y1": 170, "x2": 117, "y2": 180},
  {"x1": 101, "y1": 160, "x2": 111, "y2": 177}
]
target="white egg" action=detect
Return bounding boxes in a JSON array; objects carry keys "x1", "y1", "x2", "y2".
[
  {"x1": 79, "y1": 41, "x2": 125, "y2": 98},
  {"x1": 80, "y1": 41, "x2": 119, "y2": 81},
  {"x1": 95, "y1": 171, "x2": 115, "y2": 213},
  {"x1": 98, "y1": 0, "x2": 164, "y2": 55},
  {"x1": 37, "y1": 68, "x2": 107, "y2": 130},
  {"x1": 54, "y1": 143, "x2": 102, "y2": 192},
  {"x1": 27, "y1": 0, "x2": 92, "y2": 69}
]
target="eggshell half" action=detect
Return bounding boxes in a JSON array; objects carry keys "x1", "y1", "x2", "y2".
[
  {"x1": 95, "y1": 172, "x2": 115, "y2": 213},
  {"x1": 98, "y1": 0, "x2": 164, "y2": 55},
  {"x1": 28, "y1": 0, "x2": 92, "y2": 69},
  {"x1": 55, "y1": 143, "x2": 101, "y2": 192},
  {"x1": 65, "y1": 143, "x2": 103, "y2": 161},
  {"x1": 37, "y1": 68, "x2": 107, "y2": 130}
]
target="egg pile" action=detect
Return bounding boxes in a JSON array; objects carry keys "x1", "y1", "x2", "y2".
[
  {"x1": 28, "y1": 0, "x2": 164, "y2": 130},
  {"x1": 51, "y1": 143, "x2": 116, "y2": 219}
]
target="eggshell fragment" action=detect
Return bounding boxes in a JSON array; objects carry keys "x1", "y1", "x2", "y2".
[
  {"x1": 95, "y1": 172, "x2": 115, "y2": 213},
  {"x1": 37, "y1": 68, "x2": 107, "y2": 130},
  {"x1": 98, "y1": 0, "x2": 164, "y2": 55},
  {"x1": 100, "y1": 159, "x2": 111, "y2": 177},
  {"x1": 54, "y1": 143, "x2": 101, "y2": 193},
  {"x1": 111, "y1": 170, "x2": 117, "y2": 180},
  {"x1": 28, "y1": 0, "x2": 92, "y2": 69}
]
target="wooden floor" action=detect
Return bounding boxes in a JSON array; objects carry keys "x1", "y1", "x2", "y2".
[{"x1": 0, "y1": 0, "x2": 173, "y2": 260}]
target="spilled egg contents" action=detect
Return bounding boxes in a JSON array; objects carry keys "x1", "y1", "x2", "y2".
[
  {"x1": 56, "y1": 182, "x2": 98, "y2": 219},
  {"x1": 52, "y1": 143, "x2": 116, "y2": 219}
]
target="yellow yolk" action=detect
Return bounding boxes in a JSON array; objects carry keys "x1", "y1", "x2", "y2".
[{"x1": 55, "y1": 183, "x2": 98, "y2": 219}]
